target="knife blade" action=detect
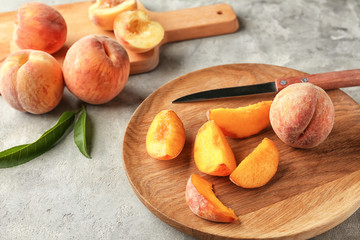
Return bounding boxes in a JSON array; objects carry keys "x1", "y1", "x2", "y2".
[{"x1": 172, "y1": 69, "x2": 360, "y2": 103}]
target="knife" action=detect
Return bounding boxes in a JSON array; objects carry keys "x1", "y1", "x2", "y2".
[{"x1": 172, "y1": 69, "x2": 360, "y2": 103}]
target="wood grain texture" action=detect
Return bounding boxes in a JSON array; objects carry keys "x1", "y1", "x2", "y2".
[
  {"x1": 275, "y1": 69, "x2": 360, "y2": 91},
  {"x1": 122, "y1": 64, "x2": 360, "y2": 239},
  {"x1": 0, "y1": 1, "x2": 238, "y2": 74}
]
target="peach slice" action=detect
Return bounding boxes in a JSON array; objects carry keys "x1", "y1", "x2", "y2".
[
  {"x1": 89, "y1": 0, "x2": 137, "y2": 30},
  {"x1": 194, "y1": 120, "x2": 237, "y2": 176},
  {"x1": 208, "y1": 101, "x2": 272, "y2": 138},
  {"x1": 230, "y1": 138, "x2": 279, "y2": 188},
  {"x1": 114, "y1": 9, "x2": 165, "y2": 53},
  {"x1": 146, "y1": 110, "x2": 186, "y2": 160},
  {"x1": 185, "y1": 174, "x2": 238, "y2": 223},
  {"x1": 14, "y1": 2, "x2": 67, "y2": 54}
]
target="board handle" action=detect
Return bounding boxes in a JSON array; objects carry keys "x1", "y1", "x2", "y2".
[
  {"x1": 275, "y1": 69, "x2": 360, "y2": 91},
  {"x1": 138, "y1": 2, "x2": 239, "y2": 44}
]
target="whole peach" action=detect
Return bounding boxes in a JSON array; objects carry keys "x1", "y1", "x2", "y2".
[
  {"x1": 0, "y1": 50, "x2": 64, "y2": 114},
  {"x1": 269, "y1": 83, "x2": 335, "y2": 148},
  {"x1": 14, "y1": 2, "x2": 67, "y2": 54},
  {"x1": 63, "y1": 35, "x2": 130, "y2": 104}
]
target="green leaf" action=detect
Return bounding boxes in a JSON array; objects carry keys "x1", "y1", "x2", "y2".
[
  {"x1": 0, "y1": 111, "x2": 76, "y2": 168},
  {"x1": 74, "y1": 106, "x2": 91, "y2": 159}
]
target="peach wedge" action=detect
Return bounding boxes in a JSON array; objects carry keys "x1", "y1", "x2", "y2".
[
  {"x1": 208, "y1": 101, "x2": 272, "y2": 138},
  {"x1": 186, "y1": 174, "x2": 238, "y2": 223},
  {"x1": 194, "y1": 120, "x2": 237, "y2": 176},
  {"x1": 146, "y1": 110, "x2": 185, "y2": 160},
  {"x1": 114, "y1": 9, "x2": 165, "y2": 53},
  {"x1": 230, "y1": 138, "x2": 279, "y2": 188},
  {"x1": 89, "y1": 0, "x2": 137, "y2": 30}
]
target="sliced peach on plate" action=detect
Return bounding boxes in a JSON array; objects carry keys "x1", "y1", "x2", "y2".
[
  {"x1": 194, "y1": 120, "x2": 237, "y2": 176},
  {"x1": 230, "y1": 138, "x2": 279, "y2": 188},
  {"x1": 208, "y1": 101, "x2": 272, "y2": 138},
  {"x1": 146, "y1": 110, "x2": 185, "y2": 160},
  {"x1": 114, "y1": 9, "x2": 165, "y2": 53},
  {"x1": 186, "y1": 174, "x2": 238, "y2": 223},
  {"x1": 89, "y1": 0, "x2": 137, "y2": 30}
]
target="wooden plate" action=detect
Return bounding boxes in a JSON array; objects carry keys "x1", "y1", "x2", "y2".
[{"x1": 122, "y1": 64, "x2": 360, "y2": 239}]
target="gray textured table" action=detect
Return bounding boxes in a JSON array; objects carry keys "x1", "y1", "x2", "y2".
[{"x1": 0, "y1": 0, "x2": 359, "y2": 239}]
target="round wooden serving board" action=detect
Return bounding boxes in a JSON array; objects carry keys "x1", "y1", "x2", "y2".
[{"x1": 122, "y1": 64, "x2": 360, "y2": 240}]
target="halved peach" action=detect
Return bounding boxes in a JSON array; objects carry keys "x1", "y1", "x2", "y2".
[
  {"x1": 185, "y1": 174, "x2": 238, "y2": 223},
  {"x1": 146, "y1": 110, "x2": 185, "y2": 160},
  {"x1": 230, "y1": 138, "x2": 279, "y2": 188},
  {"x1": 194, "y1": 120, "x2": 237, "y2": 176},
  {"x1": 114, "y1": 9, "x2": 164, "y2": 53},
  {"x1": 208, "y1": 101, "x2": 272, "y2": 138},
  {"x1": 89, "y1": 0, "x2": 137, "y2": 30}
]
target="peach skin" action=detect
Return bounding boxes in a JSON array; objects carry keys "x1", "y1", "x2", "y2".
[
  {"x1": 230, "y1": 138, "x2": 279, "y2": 188},
  {"x1": 14, "y1": 2, "x2": 67, "y2": 54},
  {"x1": 0, "y1": 50, "x2": 64, "y2": 114},
  {"x1": 186, "y1": 174, "x2": 238, "y2": 223},
  {"x1": 146, "y1": 110, "x2": 185, "y2": 160},
  {"x1": 208, "y1": 101, "x2": 272, "y2": 138},
  {"x1": 194, "y1": 120, "x2": 237, "y2": 176},
  {"x1": 270, "y1": 83, "x2": 335, "y2": 148},
  {"x1": 63, "y1": 34, "x2": 130, "y2": 105}
]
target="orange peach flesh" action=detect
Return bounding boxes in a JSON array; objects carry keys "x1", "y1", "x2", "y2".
[
  {"x1": 230, "y1": 138, "x2": 279, "y2": 188},
  {"x1": 194, "y1": 120, "x2": 237, "y2": 176},
  {"x1": 208, "y1": 101, "x2": 272, "y2": 138},
  {"x1": 146, "y1": 110, "x2": 185, "y2": 160},
  {"x1": 185, "y1": 174, "x2": 238, "y2": 223}
]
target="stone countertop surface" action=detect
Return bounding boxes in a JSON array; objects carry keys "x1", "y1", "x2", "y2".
[{"x1": 0, "y1": 0, "x2": 359, "y2": 239}]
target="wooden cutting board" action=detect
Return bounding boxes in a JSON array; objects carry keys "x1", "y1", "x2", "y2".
[
  {"x1": 123, "y1": 64, "x2": 360, "y2": 239},
  {"x1": 0, "y1": 1, "x2": 238, "y2": 74}
]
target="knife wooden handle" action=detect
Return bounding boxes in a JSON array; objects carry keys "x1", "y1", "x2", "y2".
[{"x1": 275, "y1": 69, "x2": 360, "y2": 91}]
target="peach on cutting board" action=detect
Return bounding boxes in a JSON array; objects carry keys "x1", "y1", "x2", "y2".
[
  {"x1": 114, "y1": 9, "x2": 165, "y2": 53},
  {"x1": 270, "y1": 83, "x2": 335, "y2": 148},
  {"x1": 185, "y1": 174, "x2": 238, "y2": 223},
  {"x1": 0, "y1": 50, "x2": 64, "y2": 114},
  {"x1": 230, "y1": 138, "x2": 279, "y2": 188},
  {"x1": 146, "y1": 110, "x2": 185, "y2": 160},
  {"x1": 208, "y1": 101, "x2": 272, "y2": 138},
  {"x1": 194, "y1": 120, "x2": 237, "y2": 176},
  {"x1": 89, "y1": 0, "x2": 137, "y2": 30},
  {"x1": 63, "y1": 34, "x2": 130, "y2": 105},
  {"x1": 14, "y1": 2, "x2": 67, "y2": 54}
]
